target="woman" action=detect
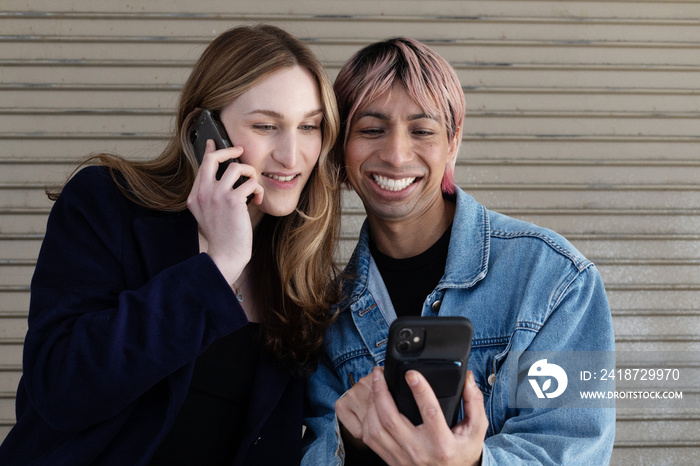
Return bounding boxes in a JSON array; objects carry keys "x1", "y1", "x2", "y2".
[{"x1": 0, "y1": 25, "x2": 341, "y2": 466}]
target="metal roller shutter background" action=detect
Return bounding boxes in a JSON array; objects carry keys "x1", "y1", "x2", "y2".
[{"x1": 1, "y1": 1, "x2": 698, "y2": 463}]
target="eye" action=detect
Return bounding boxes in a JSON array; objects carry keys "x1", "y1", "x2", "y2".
[
  {"x1": 299, "y1": 124, "x2": 320, "y2": 132},
  {"x1": 253, "y1": 124, "x2": 276, "y2": 132},
  {"x1": 413, "y1": 129, "x2": 436, "y2": 137},
  {"x1": 357, "y1": 127, "x2": 384, "y2": 137}
]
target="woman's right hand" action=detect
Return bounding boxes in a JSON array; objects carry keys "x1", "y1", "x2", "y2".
[{"x1": 187, "y1": 139, "x2": 264, "y2": 285}]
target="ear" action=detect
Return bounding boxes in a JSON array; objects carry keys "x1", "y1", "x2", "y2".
[
  {"x1": 447, "y1": 125, "x2": 462, "y2": 169},
  {"x1": 441, "y1": 127, "x2": 461, "y2": 195}
]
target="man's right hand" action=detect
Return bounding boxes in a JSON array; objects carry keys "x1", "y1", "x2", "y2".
[{"x1": 336, "y1": 367, "x2": 488, "y2": 466}]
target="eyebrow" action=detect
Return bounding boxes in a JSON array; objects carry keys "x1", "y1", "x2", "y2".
[
  {"x1": 248, "y1": 108, "x2": 323, "y2": 119},
  {"x1": 355, "y1": 110, "x2": 438, "y2": 122}
]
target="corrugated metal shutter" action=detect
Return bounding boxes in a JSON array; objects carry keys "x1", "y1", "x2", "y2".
[{"x1": 1, "y1": 1, "x2": 698, "y2": 462}]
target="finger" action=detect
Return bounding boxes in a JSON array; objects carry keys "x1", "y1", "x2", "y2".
[
  {"x1": 193, "y1": 139, "x2": 218, "y2": 181},
  {"x1": 199, "y1": 142, "x2": 244, "y2": 181},
  {"x1": 203, "y1": 141, "x2": 244, "y2": 163},
  {"x1": 215, "y1": 161, "x2": 258, "y2": 186},
  {"x1": 215, "y1": 161, "x2": 263, "y2": 204},
  {"x1": 454, "y1": 371, "x2": 488, "y2": 439},
  {"x1": 237, "y1": 178, "x2": 265, "y2": 205},
  {"x1": 371, "y1": 366, "x2": 403, "y2": 421},
  {"x1": 334, "y1": 373, "x2": 374, "y2": 441},
  {"x1": 369, "y1": 367, "x2": 414, "y2": 439},
  {"x1": 363, "y1": 368, "x2": 410, "y2": 464},
  {"x1": 187, "y1": 140, "x2": 214, "y2": 216},
  {"x1": 335, "y1": 396, "x2": 363, "y2": 441},
  {"x1": 405, "y1": 370, "x2": 452, "y2": 436},
  {"x1": 196, "y1": 140, "x2": 221, "y2": 185}
]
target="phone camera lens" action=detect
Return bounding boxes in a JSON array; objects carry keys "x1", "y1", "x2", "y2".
[
  {"x1": 397, "y1": 340, "x2": 411, "y2": 352},
  {"x1": 398, "y1": 328, "x2": 413, "y2": 339}
]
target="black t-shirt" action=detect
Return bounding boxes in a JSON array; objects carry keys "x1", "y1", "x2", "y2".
[
  {"x1": 149, "y1": 323, "x2": 261, "y2": 466},
  {"x1": 369, "y1": 225, "x2": 452, "y2": 317}
]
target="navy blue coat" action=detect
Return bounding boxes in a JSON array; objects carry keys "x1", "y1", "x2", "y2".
[{"x1": 0, "y1": 166, "x2": 303, "y2": 465}]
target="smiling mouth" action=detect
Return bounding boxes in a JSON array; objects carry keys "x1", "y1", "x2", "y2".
[
  {"x1": 372, "y1": 174, "x2": 417, "y2": 192},
  {"x1": 264, "y1": 173, "x2": 298, "y2": 182}
]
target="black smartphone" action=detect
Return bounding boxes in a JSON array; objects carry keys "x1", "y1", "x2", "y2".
[
  {"x1": 384, "y1": 316, "x2": 473, "y2": 427},
  {"x1": 190, "y1": 109, "x2": 246, "y2": 185}
]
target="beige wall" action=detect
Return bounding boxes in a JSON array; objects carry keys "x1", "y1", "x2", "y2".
[{"x1": 1, "y1": 1, "x2": 699, "y2": 463}]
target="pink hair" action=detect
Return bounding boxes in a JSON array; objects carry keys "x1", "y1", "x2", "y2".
[{"x1": 441, "y1": 165, "x2": 457, "y2": 195}]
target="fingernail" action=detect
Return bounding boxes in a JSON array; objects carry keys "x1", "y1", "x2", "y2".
[
  {"x1": 406, "y1": 370, "x2": 419, "y2": 386},
  {"x1": 373, "y1": 367, "x2": 381, "y2": 382},
  {"x1": 468, "y1": 371, "x2": 476, "y2": 386}
]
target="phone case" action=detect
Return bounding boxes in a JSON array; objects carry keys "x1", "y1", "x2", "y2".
[{"x1": 384, "y1": 316, "x2": 473, "y2": 427}]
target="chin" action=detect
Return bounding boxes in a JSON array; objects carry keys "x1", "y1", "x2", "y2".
[
  {"x1": 258, "y1": 189, "x2": 304, "y2": 217},
  {"x1": 261, "y1": 204, "x2": 297, "y2": 218}
]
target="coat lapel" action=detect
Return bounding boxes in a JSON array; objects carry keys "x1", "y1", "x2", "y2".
[{"x1": 238, "y1": 353, "x2": 293, "y2": 450}]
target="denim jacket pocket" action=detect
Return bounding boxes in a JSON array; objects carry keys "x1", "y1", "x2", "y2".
[
  {"x1": 468, "y1": 338, "x2": 510, "y2": 393},
  {"x1": 466, "y1": 337, "x2": 511, "y2": 435}
]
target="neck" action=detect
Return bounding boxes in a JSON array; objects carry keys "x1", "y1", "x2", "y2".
[
  {"x1": 368, "y1": 197, "x2": 455, "y2": 259},
  {"x1": 248, "y1": 204, "x2": 266, "y2": 231}
]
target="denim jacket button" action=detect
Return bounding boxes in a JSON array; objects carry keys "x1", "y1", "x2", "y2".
[
  {"x1": 431, "y1": 300, "x2": 441, "y2": 312},
  {"x1": 488, "y1": 373, "x2": 496, "y2": 386}
]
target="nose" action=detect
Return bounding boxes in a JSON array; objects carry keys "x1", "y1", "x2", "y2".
[
  {"x1": 272, "y1": 130, "x2": 297, "y2": 168},
  {"x1": 379, "y1": 130, "x2": 412, "y2": 167}
]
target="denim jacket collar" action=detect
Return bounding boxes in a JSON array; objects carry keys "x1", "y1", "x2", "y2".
[{"x1": 340, "y1": 188, "x2": 490, "y2": 313}]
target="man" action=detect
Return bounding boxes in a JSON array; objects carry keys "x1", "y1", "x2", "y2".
[{"x1": 303, "y1": 37, "x2": 615, "y2": 465}]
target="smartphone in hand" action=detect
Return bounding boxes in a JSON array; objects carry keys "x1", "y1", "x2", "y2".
[
  {"x1": 384, "y1": 316, "x2": 473, "y2": 427},
  {"x1": 190, "y1": 109, "x2": 246, "y2": 185}
]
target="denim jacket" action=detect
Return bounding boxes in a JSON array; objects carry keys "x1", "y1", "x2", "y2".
[{"x1": 302, "y1": 188, "x2": 615, "y2": 465}]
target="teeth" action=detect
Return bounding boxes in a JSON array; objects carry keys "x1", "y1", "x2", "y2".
[
  {"x1": 265, "y1": 173, "x2": 296, "y2": 182},
  {"x1": 372, "y1": 174, "x2": 416, "y2": 192}
]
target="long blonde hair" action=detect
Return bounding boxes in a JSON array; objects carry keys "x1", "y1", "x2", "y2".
[{"x1": 52, "y1": 25, "x2": 341, "y2": 372}]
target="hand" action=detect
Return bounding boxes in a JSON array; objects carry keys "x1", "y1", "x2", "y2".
[
  {"x1": 335, "y1": 369, "x2": 376, "y2": 454},
  {"x1": 343, "y1": 367, "x2": 488, "y2": 466},
  {"x1": 187, "y1": 139, "x2": 264, "y2": 284}
]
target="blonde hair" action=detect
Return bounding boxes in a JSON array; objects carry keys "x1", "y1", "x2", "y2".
[{"x1": 51, "y1": 25, "x2": 341, "y2": 372}]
